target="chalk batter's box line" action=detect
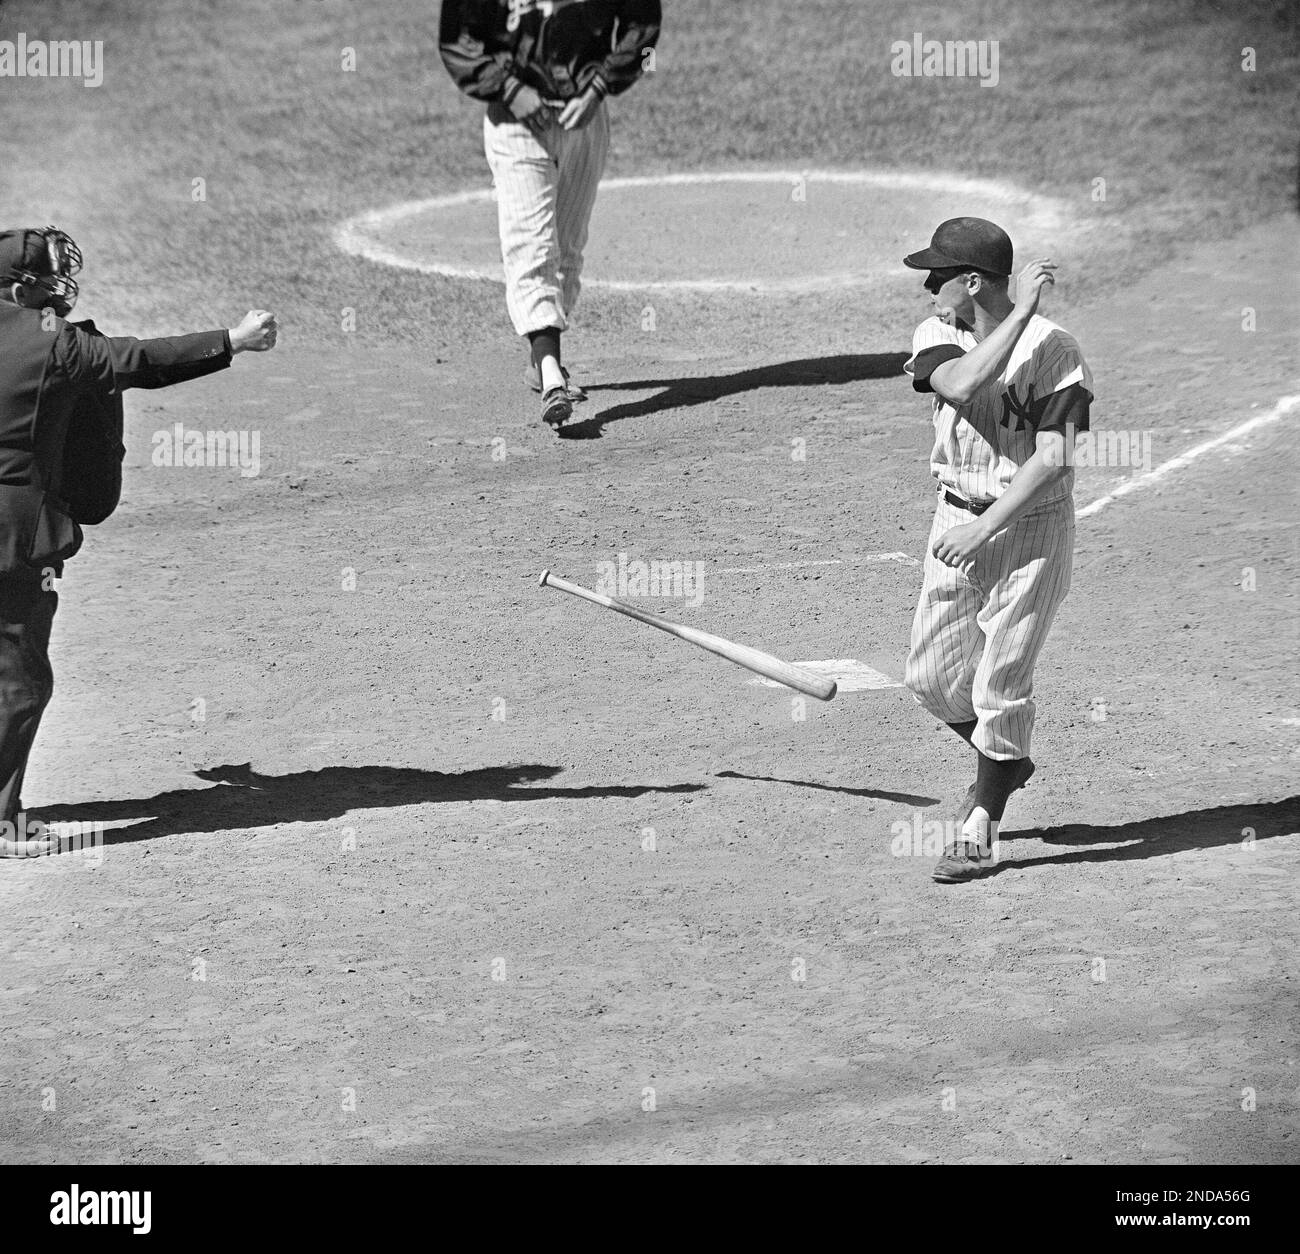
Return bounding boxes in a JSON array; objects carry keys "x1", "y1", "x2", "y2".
[{"x1": 1076, "y1": 392, "x2": 1300, "y2": 520}]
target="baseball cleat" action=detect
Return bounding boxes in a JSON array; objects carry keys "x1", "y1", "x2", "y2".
[
  {"x1": 540, "y1": 385, "x2": 573, "y2": 429},
  {"x1": 524, "y1": 364, "x2": 587, "y2": 402},
  {"x1": 932, "y1": 842, "x2": 987, "y2": 883}
]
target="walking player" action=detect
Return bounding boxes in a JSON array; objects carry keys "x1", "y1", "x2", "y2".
[
  {"x1": 439, "y1": 1, "x2": 661, "y2": 430},
  {"x1": 0, "y1": 225, "x2": 278, "y2": 857},
  {"x1": 901, "y1": 217, "x2": 1093, "y2": 883}
]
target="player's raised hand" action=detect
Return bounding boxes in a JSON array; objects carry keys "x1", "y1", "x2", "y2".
[
  {"x1": 558, "y1": 85, "x2": 601, "y2": 131},
  {"x1": 507, "y1": 85, "x2": 554, "y2": 134},
  {"x1": 1013, "y1": 258, "x2": 1056, "y2": 316},
  {"x1": 229, "y1": 310, "x2": 278, "y2": 353}
]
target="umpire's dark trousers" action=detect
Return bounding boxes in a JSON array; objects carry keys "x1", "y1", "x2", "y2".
[{"x1": 0, "y1": 574, "x2": 57, "y2": 824}]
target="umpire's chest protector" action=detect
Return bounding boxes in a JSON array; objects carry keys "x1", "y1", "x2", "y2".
[
  {"x1": 0, "y1": 303, "x2": 85, "y2": 575},
  {"x1": 57, "y1": 319, "x2": 125, "y2": 528}
]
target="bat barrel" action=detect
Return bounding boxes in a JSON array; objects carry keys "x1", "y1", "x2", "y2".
[{"x1": 539, "y1": 569, "x2": 837, "y2": 701}]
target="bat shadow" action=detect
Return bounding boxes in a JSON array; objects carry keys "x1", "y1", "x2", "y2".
[
  {"x1": 559, "y1": 351, "x2": 909, "y2": 439},
  {"x1": 714, "y1": 769, "x2": 938, "y2": 808},
  {"x1": 28, "y1": 762, "x2": 707, "y2": 847}
]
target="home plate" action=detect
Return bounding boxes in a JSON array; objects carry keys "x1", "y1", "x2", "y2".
[{"x1": 750, "y1": 660, "x2": 902, "y2": 691}]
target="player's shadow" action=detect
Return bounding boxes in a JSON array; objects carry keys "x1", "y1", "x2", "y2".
[
  {"x1": 32, "y1": 762, "x2": 706, "y2": 846},
  {"x1": 988, "y1": 795, "x2": 1300, "y2": 874},
  {"x1": 560, "y1": 352, "x2": 909, "y2": 439},
  {"x1": 714, "y1": 769, "x2": 937, "y2": 808}
]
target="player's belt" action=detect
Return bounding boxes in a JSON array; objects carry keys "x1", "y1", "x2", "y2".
[{"x1": 943, "y1": 490, "x2": 993, "y2": 516}]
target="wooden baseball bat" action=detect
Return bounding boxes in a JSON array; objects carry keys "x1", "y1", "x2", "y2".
[{"x1": 538, "y1": 570, "x2": 837, "y2": 702}]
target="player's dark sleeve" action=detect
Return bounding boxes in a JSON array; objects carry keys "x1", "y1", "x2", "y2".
[
  {"x1": 1029, "y1": 382, "x2": 1092, "y2": 434},
  {"x1": 62, "y1": 324, "x2": 232, "y2": 393},
  {"x1": 439, "y1": 0, "x2": 520, "y2": 103},
  {"x1": 910, "y1": 344, "x2": 965, "y2": 393},
  {"x1": 589, "y1": 0, "x2": 661, "y2": 97}
]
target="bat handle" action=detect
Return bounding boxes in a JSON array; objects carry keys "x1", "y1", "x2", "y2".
[{"x1": 538, "y1": 569, "x2": 551, "y2": 587}]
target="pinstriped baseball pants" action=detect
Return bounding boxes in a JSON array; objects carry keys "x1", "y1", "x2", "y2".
[
  {"x1": 483, "y1": 101, "x2": 610, "y2": 336},
  {"x1": 904, "y1": 494, "x2": 1074, "y2": 760}
]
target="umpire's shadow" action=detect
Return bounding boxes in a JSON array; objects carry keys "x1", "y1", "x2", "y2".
[
  {"x1": 33, "y1": 762, "x2": 706, "y2": 846},
  {"x1": 560, "y1": 351, "x2": 909, "y2": 439},
  {"x1": 987, "y1": 795, "x2": 1300, "y2": 874}
]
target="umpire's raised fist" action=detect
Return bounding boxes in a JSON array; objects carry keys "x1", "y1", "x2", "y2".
[{"x1": 230, "y1": 310, "x2": 279, "y2": 353}]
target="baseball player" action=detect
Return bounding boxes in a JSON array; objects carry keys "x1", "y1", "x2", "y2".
[
  {"x1": 0, "y1": 225, "x2": 277, "y2": 858},
  {"x1": 439, "y1": 1, "x2": 661, "y2": 430},
  {"x1": 901, "y1": 217, "x2": 1092, "y2": 883}
]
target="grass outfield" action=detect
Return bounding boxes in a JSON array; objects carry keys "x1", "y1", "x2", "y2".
[{"x1": 1, "y1": 0, "x2": 1296, "y2": 351}]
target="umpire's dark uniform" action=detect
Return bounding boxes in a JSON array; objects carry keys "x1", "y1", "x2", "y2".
[{"x1": 0, "y1": 270, "x2": 232, "y2": 825}]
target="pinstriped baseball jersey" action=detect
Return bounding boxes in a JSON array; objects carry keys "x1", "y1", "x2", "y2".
[
  {"x1": 903, "y1": 314, "x2": 1093, "y2": 505},
  {"x1": 902, "y1": 309, "x2": 1092, "y2": 762}
]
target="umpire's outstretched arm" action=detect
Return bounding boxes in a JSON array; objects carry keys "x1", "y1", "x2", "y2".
[{"x1": 50, "y1": 310, "x2": 279, "y2": 525}]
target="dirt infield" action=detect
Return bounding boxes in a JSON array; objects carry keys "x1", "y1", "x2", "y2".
[
  {"x1": 337, "y1": 171, "x2": 1091, "y2": 293},
  {"x1": 0, "y1": 201, "x2": 1295, "y2": 1164}
]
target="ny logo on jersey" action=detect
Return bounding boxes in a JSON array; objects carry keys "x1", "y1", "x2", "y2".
[{"x1": 1000, "y1": 382, "x2": 1037, "y2": 433}]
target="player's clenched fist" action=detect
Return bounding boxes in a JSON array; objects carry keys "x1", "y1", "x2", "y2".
[
  {"x1": 1013, "y1": 258, "x2": 1056, "y2": 316},
  {"x1": 932, "y1": 520, "x2": 991, "y2": 570},
  {"x1": 229, "y1": 310, "x2": 278, "y2": 353}
]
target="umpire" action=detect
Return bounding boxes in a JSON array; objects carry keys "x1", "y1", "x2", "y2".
[{"x1": 0, "y1": 225, "x2": 278, "y2": 856}]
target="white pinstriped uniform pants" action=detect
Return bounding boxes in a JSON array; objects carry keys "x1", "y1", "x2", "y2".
[
  {"x1": 483, "y1": 101, "x2": 610, "y2": 336},
  {"x1": 904, "y1": 494, "x2": 1074, "y2": 760}
]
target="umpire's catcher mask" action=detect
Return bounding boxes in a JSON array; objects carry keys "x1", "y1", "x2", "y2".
[{"x1": 0, "y1": 225, "x2": 83, "y2": 315}]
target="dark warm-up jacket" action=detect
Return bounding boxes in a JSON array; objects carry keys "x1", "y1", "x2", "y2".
[{"x1": 439, "y1": 0, "x2": 661, "y2": 105}]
